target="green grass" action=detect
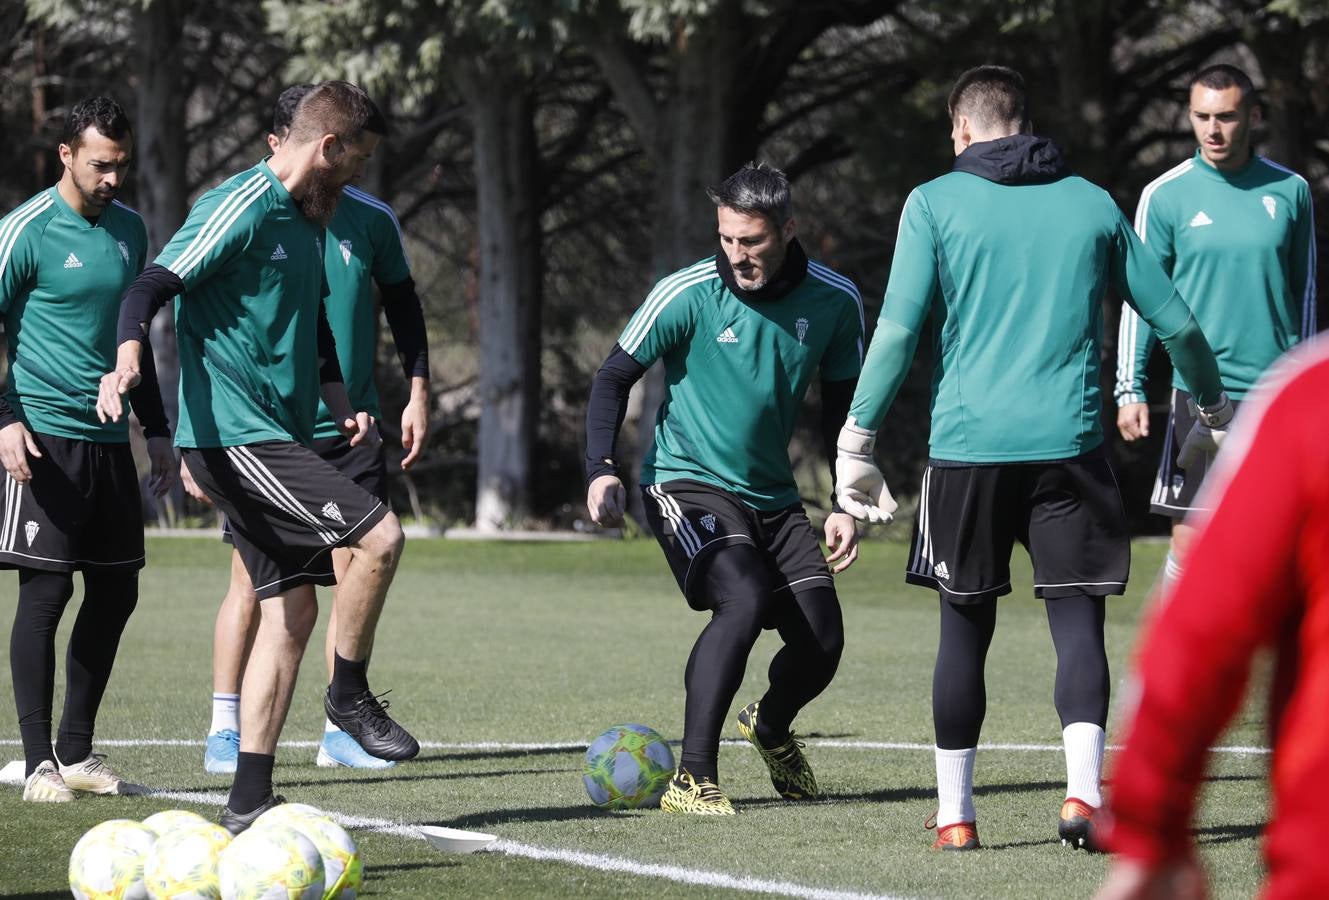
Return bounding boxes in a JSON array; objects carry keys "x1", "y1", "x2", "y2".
[{"x1": 0, "y1": 536, "x2": 1267, "y2": 897}]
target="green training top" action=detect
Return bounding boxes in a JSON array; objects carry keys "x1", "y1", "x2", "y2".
[
  {"x1": 620, "y1": 252, "x2": 864, "y2": 510},
  {"x1": 850, "y1": 150, "x2": 1223, "y2": 463},
  {"x1": 311, "y1": 185, "x2": 412, "y2": 440},
  {"x1": 157, "y1": 161, "x2": 327, "y2": 448},
  {"x1": 1116, "y1": 151, "x2": 1317, "y2": 403},
  {"x1": 0, "y1": 187, "x2": 147, "y2": 442}
]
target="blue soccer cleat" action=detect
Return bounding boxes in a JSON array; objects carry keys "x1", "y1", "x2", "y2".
[
  {"x1": 317, "y1": 728, "x2": 398, "y2": 769},
  {"x1": 204, "y1": 729, "x2": 240, "y2": 775}
]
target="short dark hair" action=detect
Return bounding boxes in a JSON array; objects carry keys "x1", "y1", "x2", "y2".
[
  {"x1": 1190, "y1": 64, "x2": 1258, "y2": 105},
  {"x1": 706, "y1": 162, "x2": 793, "y2": 225},
  {"x1": 287, "y1": 80, "x2": 388, "y2": 145},
  {"x1": 272, "y1": 83, "x2": 315, "y2": 138},
  {"x1": 948, "y1": 65, "x2": 1026, "y2": 133},
  {"x1": 63, "y1": 96, "x2": 133, "y2": 149}
]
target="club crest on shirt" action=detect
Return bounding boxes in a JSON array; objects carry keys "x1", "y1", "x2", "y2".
[
  {"x1": 340, "y1": 239, "x2": 353, "y2": 265},
  {"x1": 117, "y1": 241, "x2": 130, "y2": 265},
  {"x1": 321, "y1": 501, "x2": 346, "y2": 525},
  {"x1": 796, "y1": 317, "x2": 809, "y2": 345},
  {"x1": 1262, "y1": 195, "x2": 1277, "y2": 220},
  {"x1": 698, "y1": 513, "x2": 717, "y2": 534}
]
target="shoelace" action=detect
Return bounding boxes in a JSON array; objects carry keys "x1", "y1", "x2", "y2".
[
  {"x1": 353, "y1": 690, "x2": 396, "y2": 737},
  {"x1": 76, "y1": 753, "x2": 111, "y2": 776},
  {"x1": 767, "y1": 734, "x2": 807, "y2": 770}
]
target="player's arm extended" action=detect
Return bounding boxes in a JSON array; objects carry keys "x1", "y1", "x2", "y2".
[
  {"x1": 98, "y1": 264, "x2": 184, "y2": 424},
  {"x1": 1103, "y1": 369, "x2": 1313, "y2": 868},
  {"x1": 584, "y1": 344, "x2": 647, "y2": 526},
  {"x1": 379, "y1": 277, "x2": 430, "y2": 468}
]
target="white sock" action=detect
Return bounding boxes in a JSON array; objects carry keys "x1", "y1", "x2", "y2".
[
  {"x1": 935, "y1": 747, "x2": 977, "y2": 826},
  {"x1": 209, "y1": 693, "x2": 239, "y2": 735},
  {"x1": 1162, "y1": 551, "x2": 1184, "y2": 586},
  {"x1": 324, "y1": 718, "x2": 339, "y2": 734},
  {"x1": 1063, "y1": 722, "x2": 1105, "y2": 807}
]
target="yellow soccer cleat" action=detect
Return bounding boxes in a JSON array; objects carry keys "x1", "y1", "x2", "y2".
[
  {"x1": 658, "y1": 769, "x2": 736, "y2": 816},
  {"x1": 736, "y1": 701, "x2": 819, "y2": 800}
]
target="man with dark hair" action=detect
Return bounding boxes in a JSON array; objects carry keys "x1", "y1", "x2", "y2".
[
  {"x1": 835, "y1": 65, "x2": 1230, "y2": 850},
  {"x1": 200, "y1": 84, "x2": 430, "y2": 774},
  {"x1": 586, "y1": 161, "x2": 865, "y2": 814},
  {"x1": 0, "y1": 96, "x2": 173, "y2": 802},
  {"x1": 1116, "y1": 63, "x2": 1316, "y2": 581},
  {"x1": 98, "y1": 79, "x2": 417, "y2": 832}
]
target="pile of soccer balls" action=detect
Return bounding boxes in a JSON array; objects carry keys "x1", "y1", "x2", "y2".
[{"x1": 68, "y1": 803, "x2": 362, "y2": 899}]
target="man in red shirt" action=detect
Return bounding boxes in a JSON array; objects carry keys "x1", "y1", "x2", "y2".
[{"x1": 1099, "y1": 340, "x2": 1329, "y2": 899}]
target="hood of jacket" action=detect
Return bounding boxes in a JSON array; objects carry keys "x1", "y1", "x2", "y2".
[{"x1": 951, "y1": 134, "x2": 1071, "y2": 185}]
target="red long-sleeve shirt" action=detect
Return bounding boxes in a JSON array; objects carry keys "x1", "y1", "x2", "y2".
[{"x1": 1104, "y1": 341, "x2": 1329, "y2": 898}]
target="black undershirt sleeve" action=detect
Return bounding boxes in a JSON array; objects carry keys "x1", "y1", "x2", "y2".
[
  {"x1": 379, "y1": 277, "x2": 429, "y2": 380},
  {"x1": 117, "y1": 264, "x2": 183, "y2": 345},
  {"x1": 127, "y1": 343, "x2": 170, "y2": 438},
  {"x1": 585, "y1": 344, "x2": 647, "y2": 484},
  {"x1": 820, "y1": 376, "x2": 858, "y2": 511},
  {"x1": 0, "y1": 395, "x2": 15, "y2": 431},
  {"x1": 317, "y1": 298, "x2": 345, "y2": 385}
]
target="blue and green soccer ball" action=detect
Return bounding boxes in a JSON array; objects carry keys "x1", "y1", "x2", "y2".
[{"x1": 582, "y1": 723, "x2": 675, "y2": 809}]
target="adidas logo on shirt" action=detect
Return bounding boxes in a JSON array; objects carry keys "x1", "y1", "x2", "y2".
[
  {"x1": 933, "y1": 561, "x2": 950, "y2": 581},
  {"x1": 63, "y1": 252, "x2": 82, "y2": 269},
  {"x1": 270, "y1": 243, "x2": 288, "y2": 260},
  {"x1": 1189, "y1": 211, "x2": 1213, "y2": 228},
  {"x1": 716, "y1": 327, "x2": 739, "y2": 344}
]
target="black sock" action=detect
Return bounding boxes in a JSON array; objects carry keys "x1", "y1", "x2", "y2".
[
  {"x1": 228, "y1": 751, "x2": 276, "y2": 813},
  {"x1": 11, "y1": 570, "x2": 75, "y2": 776},
  {"x1": 55, "y1": 570, "x2": 139, "y2": 766},
  {"x1": 329, "y1": 652, "x2": 369, "y2": 708}
]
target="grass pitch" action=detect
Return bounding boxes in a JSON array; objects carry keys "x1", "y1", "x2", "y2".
[{"x1": 0, "y1": 534, "x2": 1267, "y2": 897}]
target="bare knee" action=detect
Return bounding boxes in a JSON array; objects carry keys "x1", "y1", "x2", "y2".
[
  {"x1": 354, "y1": 512, "x2": 404, "y2": 567},
  {"x1": 260, "y1": 591, "x2": 319, "y2": 644},
  {"x1": 1171, "y1": 522, "x2": 1196, "y2": 561}
]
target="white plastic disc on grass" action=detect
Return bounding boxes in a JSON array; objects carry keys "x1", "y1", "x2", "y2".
[{"x1": 417, "y1": 826, "x2": 497, "y2": 854}]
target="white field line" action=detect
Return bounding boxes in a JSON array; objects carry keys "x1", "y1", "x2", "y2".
[
  {"x1": 141, "y1": 787, "x2": 901, "y2": 900},
  {"x1": 0, "y1": 737, "x2": 1275, "y2": 754}
]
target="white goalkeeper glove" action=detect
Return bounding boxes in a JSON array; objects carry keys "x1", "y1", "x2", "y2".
[
  {"x1": 1176, "y1": 391, "x2": 1233, "y2": 471},
  {"x1": 834, "y1": 422, "x2": 898, "y2": 524}
]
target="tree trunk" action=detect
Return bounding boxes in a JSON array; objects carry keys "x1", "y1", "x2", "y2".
[
  {"x1": 136, "y1": 0, "x2": 189, "y2": 522},
  {"x1": 456, "y1": 61, "x2": 542, "y2": 531}
]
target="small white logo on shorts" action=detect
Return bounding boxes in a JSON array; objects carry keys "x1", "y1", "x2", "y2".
[
  {"x1": 270, "y1": 243, "x2": 288, "y2": 261},
  {"x1": 699, "y1": 513, "x2": 717, "y2": 534},
  {"x1": 933, "y1": 561, "x2": 950, "y2": 581},
  {"x1": 1262, "y1": 195, "x2": 1277, "y2": 219},
  {"x1": 796, "y1": 317, "x2": 809, "y2": 344},
  {"x1": 321, "y1": 501, "x2": 345, "y2": 525},
  {"x1": 117, "y1": 241, "x2": 130, "y2": 264},
  {"x1": 340, "y1": 240, "x2": 353, "y2": 265},
  {"x1": 1171, "y1": 474, "x2": 1184, "y2": 496},
  {"x1": 24, "y1": 521, "x2": 39, "y2": 547}
]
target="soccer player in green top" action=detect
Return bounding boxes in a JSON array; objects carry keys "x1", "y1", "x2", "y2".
[
  {"x1": 199, "y1": 85, "x2": 429, "y2": 775},
  {"x1": 99, "y1": 80, "x2": 416, "y2": 833},
  {"x1": 833, "y1": 66, "x2": 1231, "y2": 851},
  {"x1": 1115, "y1": 64, "x2": 1317, "y2": 581},
  {"x1": 0, "y1": 96, "x2": 174, "y2": 802},
  {"x1": 586, "y1": 162, "x2": 865, "y2": 814}
]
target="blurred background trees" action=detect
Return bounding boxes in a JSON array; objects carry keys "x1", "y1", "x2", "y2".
[{"x1": 1, "y1": 0, "x2": 1324, "y2": 533}]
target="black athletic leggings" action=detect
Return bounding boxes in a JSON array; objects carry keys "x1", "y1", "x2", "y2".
[
  {"x1": 10, "y1": 569, "x2": 139, "y2": 775},
  {"x1": 679, "y1": 544, "x2": 844, "y2": 782},
  {"x1": 932, "y1": 592, "x2": 1108, "y2": 750}
]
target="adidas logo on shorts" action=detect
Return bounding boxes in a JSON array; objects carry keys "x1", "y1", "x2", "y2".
[{"x1": 933, "y1": 561, "x2": 950, "y2": 581}]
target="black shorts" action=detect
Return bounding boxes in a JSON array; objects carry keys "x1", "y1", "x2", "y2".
[
  {"x1": 184, "y1": 442, "x2": 388, "y2": 600},
  {"x1": 641, "y1": 479, "x2": 832, "y2": 611},
  {"x1": 221, "y1": 436, "x2": 388, "y2": 543},
  {"x1": 1149, "y1": 389, "x2": 1241, "y2": 518},
  {"x1": 904, "y1": 450, "x2": 1129, "y2": 604},
  {"x1": 0, "y1": 433, "x2": 144, "y2": 573}
]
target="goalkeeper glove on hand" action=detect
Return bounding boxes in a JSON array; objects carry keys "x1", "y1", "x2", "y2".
[
  {"x1": 1177, "y1": 391, "x2": 1233, "y2": 470},
  {"x1": 835, "y1": 422, "x2": 898, "y2": 524}
]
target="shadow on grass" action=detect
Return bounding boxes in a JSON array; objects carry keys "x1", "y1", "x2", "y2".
[
  {"x1": 367, "y1": 859, "x2": 465, "y2": 875},
  {"x1": 1195, "y1": 822, "x2": 1263, "y2": 846},
  {"x1": 1, "y1": 893, "x2": 67, "y2": 900},
  {"x1": 427, "y1": 802, "x2": 630, "y2": 829},
  {"x1": 417, "y1": 747, "x2": 581, "y2": 764}
]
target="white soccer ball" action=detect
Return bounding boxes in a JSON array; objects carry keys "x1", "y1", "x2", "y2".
[
  {"x1": 218, "y1": 823, "x2": 324, "y2": 900},
  {"x1": 253, "y1": 805, "x2": 362, "y2": 899},
  {"x1": 143, "y1": 822, "x2": 232, "y2": 899},
  {"x1": 142, "y1": 810, "x2": 212, "y2": 837},
  {"x1": 69, "y1": 818, "x2": 157, "y2": 900}
]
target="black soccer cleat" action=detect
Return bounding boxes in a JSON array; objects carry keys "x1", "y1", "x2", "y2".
[
  {"x1": 219, "y1": 793, "x2": 285, "y2": 835},
  {"x1": 1058, "y1": 797, "x2": 1104, "y2": 852},
  {"x1": 324, "y1": 687, "x2": 420, "y2": 761}
]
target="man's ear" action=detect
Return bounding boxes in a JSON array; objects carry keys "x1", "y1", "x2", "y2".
[
  {"x1": 58, "y1": 143, "x2": 75, "y2": 168},
  {"x1": 319, "y1": 133, "x2": 342, "y2": 165},
  {"x1": 782, "y1": 217, "x2": 797, "y2": 244},
  {"x1": 1249, "y1": 103, "x2": 1263, "y2": 127}
]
